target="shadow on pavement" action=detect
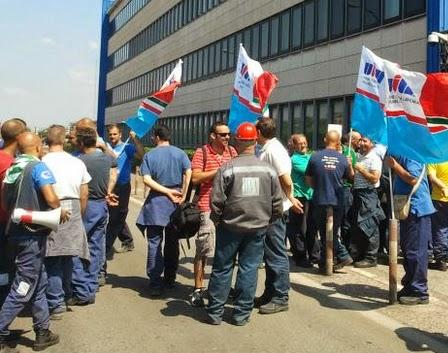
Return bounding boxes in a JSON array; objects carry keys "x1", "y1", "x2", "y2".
[
  {"x1": 290, "y1": 281, "x2": 388, "y2": 311},
  {"x1": 395, "y1": 327, "x2": 448, "y2": 353}
]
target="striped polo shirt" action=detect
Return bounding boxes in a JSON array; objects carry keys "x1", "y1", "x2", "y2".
[{"x1": 191, "y1": 144, "x2": 237, "y2": 212}]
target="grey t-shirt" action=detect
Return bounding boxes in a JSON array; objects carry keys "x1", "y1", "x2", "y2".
[{"x1": 79, "y1": 151, "x2": 117, "y2": 199}]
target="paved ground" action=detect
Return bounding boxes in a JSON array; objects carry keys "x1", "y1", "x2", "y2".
[{"x1": 8, "y1": 176, "x2": 448, "y2": 352}]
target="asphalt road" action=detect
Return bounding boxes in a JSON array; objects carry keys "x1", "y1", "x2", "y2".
[{"x1": 9, "y1": 198, "x2": 447, "y2": 353}]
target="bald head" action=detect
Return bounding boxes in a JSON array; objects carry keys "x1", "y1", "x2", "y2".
[
  {"x1": 1, "y1": 118, "x2": 27, "y2": 144},
  {"x1": 17, "y1": 132, "x2": 42, "y2": 157},
  {"x1": 324, "y1": 130, "x2": 341, "y2": 149}
]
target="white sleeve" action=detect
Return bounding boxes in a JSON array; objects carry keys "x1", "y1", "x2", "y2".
[
  {"x1": 370, "y1": 155, "x2": 383, "y2": 173},
  {"x1": 271, "y1": 149, "x2": 292, "y2": 177},
  {"x1": 80, "y1": 162, "x2": 92, "y2": 184}
]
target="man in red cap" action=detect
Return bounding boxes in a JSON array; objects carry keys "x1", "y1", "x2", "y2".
[{"x1": 206, "y1": 122, "x2": 283, "y2": 326}]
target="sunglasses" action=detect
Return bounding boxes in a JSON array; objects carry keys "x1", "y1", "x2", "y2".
[{"x1": 216, "y1": 132, "x2": 231, "y2": 137}]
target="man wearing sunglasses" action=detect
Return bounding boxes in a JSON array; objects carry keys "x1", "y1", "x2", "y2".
[{"x1": 189, "y1": 121, "x2": 237, "y2": 307}]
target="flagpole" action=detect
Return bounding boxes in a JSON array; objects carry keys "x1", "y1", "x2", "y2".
[
  {"x1": 348, "y1": 128, "x2": 353, "y2": 156},
  {"x1": 388, "y1": 166, "x2": 398, "y2": 304}
]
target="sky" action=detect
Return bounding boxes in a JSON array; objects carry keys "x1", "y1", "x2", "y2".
[{"x1": 0, "y1": 0, "x2": 103, "y2": 130}]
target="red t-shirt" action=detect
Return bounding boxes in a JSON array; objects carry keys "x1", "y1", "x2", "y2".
[
  {"x1": 0, "y1": 150, "x2": 14, "y2": 222},
  {"x1": 191, "y1": 144, "x2": 237, "y2": 212}
]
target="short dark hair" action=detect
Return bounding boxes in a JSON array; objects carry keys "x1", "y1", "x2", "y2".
[
  {"x1": 107, "y1": 123, "x2": 122, "y2": 133},
  {"x1": 76, "y1": 127, "x2": 97, "y2": 148},
  {"x1": 209, "y1": 121, "x2": 227, "y2": 134},
  {"x1": 256, "y1": 117, "x2": 276, "y2": 139},
  {"x1": 46, "y1": 125, "x2": 66, "y2": 146},
  {"x1": 153, "y1": 124, "x2": 171, "y2": 141}
]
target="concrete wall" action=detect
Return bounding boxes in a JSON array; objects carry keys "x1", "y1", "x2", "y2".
[{"x1": 104, "y1": 0, "x2": 427, "y2": 124}]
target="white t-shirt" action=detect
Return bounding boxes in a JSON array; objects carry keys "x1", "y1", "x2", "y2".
[
  {"x1": 354, "y1": 149, "x2": 383, "y2": 189},
  {"x1": 43, "y1": 151, "x2": 92, "y2": 199},
  {"x1": 259, "y1": 138, "x2": 292, "y2": 212}
]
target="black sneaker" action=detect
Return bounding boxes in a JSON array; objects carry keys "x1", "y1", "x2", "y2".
[
  {"x1": 429, "y1": 260, "x2": 448, "y2": 272},
  {"x1": 253, "y1": 294, "x2": 271, "y2": 308},
  {"x1": 259, "y1": 301, "x2": 289, "y2": 315},
  {"x1": 188, "y1": 289, "x2": 205, "y2": 307},
  {"x1": 66, "y1": 297, "x2": 95, "y2": 306},
  {"x1": 333, "y1": 257, "x2": 353, "y2": 271},
  {"x1": 353, "y1": 259, "x2": 377, "y2": 268},
  {"x1": 295, "y1": 259, "x2": 314, "y2": 268},
  {"x1": 230, "y1": 317, "x2": 250, "y2": 326},
  {"x1": 148, "y1": 286, "x2": 162, "y2": 298},
  {"x1": 398, "y1": 296, "x2": 429, "y2": 305},
  {"x1": 33, "y1": 329, "x2": 59, "y2": 351},
  {"x1": 116, "y1": 243, "x2": 135, "y2": 253}
]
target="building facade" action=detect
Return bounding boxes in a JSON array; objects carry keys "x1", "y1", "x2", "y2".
[{"x1": 100, "y1": 0, "x2": 445, "y2": 148}]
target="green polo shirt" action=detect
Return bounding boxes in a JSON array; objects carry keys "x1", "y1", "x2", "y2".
[{"x1": 291, "y1": 152, "x2": 313, "y2": 200}]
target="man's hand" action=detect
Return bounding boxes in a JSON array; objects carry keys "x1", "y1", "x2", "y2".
[
  {"x1": 129, "y1": 131, "x2": 137, "y2": 140},
  {"x1": 291, "y1": 198, "x2": 304, "y2": 214},
  {"x1": 442, "y1": 187, "x2": 448, "y2": 198},
  {"x1": 354, "y1": 162, "x2": 365, "y2": 173},
  {"x1": 167, "y1": 189, "x2": 183, "y2": 204},
  {"x1": 96, "y1": 140, "x2": 106, "y2": 152},
  {"x1": 386, "y1": 156, "x2": 397, "y2": 169},
  {"x1": 106, "y1": 193, "x2": 119, "y2": 206},
  {"x1": 60, "y1": 208, "x2": 71, "y2": 223}
]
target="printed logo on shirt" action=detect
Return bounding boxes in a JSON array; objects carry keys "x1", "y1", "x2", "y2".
[
  {"x1": 41, "y1": 170, "x2": 52, "y2": 179},
  {"x1": 322, "y1": 156, "x2": 340, "y2": 170},
  {"x1": 241, "y1": 177, "x2": 260, "y2": 196}
]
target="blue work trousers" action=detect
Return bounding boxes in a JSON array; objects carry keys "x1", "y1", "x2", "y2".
[
  {"x1": 0, "y1": 237, "x2": 49, "y2": 336},
  {"x1": 400, "y1": 214, "x2": 430, "y2": 298},
  {"x1": 45, "y1": 256, "x2": 72, "y2": 311},
  {"x1": 207, "y1": 226, "x2": 265, "y2": 323},
  {"x1": 0, "y1": 223, "x2": 14, "y2": 307},
  {"x1": 262, "y1": 214, "x2": 290, "y2": 305},
  {"x1": 72, "y1": 199, "x2": 108, "y2": 301},
  {"x1": 145, "y1": 226, "x2": 179, "y2": 288},
  {"x1": 431, "y1": 201, "x2": 448, "y2": 261},
  {"x1": 313, "y1": 205, "x2": 350, "y2": 265}
]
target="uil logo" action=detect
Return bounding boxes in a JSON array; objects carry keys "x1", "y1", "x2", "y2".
[
  {"x1": 240, "y1": 63, "x2": 250, "y2": 81},
  {"x1": 364, "y1": 62, "x2": 385, "y2": 84},
  {"x1": 388, "y1": 75, "x2": 414, "y2": 96}
]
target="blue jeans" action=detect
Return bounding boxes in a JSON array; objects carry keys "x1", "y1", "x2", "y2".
[
  {"x1": 0, "y1": 237, "x2": 49, "y2": 336},
  {"x1": 431, "y1": 201, "x2": 448, "y2": 261},
  {"x1": 145, "y1": 226, "x2": 179, "y2": 287},
  {"x1": 262, "y1": 214, "x2": 290, "y2": 304},
  {"x1": 45, "y1": 256, "x2": 72, "y2": 311},
  {"x1": 207, "y1": 225, "x2": 265, "y2": 323},
  {"x1": 72, "y1": 200, "x2": 108, "y2": 301},
  {"x1": 0, "y1": 223, "x2": 14, "y2": 307},
  {"x1": 400, "y1": 214, "x2": 430, "y2": 298},
  {"x1": 313, "y1": 205, "x2": 350, "y2": 264}
]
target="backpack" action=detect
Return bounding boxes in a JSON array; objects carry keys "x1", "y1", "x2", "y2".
[{"x1": 167, "y1": 202, "x2": 201, "y2": 239}]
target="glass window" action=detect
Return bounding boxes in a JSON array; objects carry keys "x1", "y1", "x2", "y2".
[
  {"x1": 347, "y1": 0, "x2": 362, "y2": 33},
  {"x1": 221, "y1": 39, "x2": 228, "y2": 71},
  {"x1": 304, "y1": 102, "x2": 315, "y2": 148},
  {"x1": 280, "y1": 10, "x2": 290, "y2": 53},
  {"x1": 270, "y1": 106, "x2": 279, "y2": 135},
  {"x1": 260, "y1": 20, "x2": 269, "y2": 59},
  {"x1": 364, "y1": 0, "x2": 381, "y2": 28},
  {"x1": 331, "y1": 98, "x2": 344, "y2": 130},
  {"x1": 316, "y1": 0, "x2": 329, "y2": 42},
  {"x1": 251, "y1": 24, "x2": 260, "y2": 59},
  {"x1": 192, "y1": 51, "x2": 197, "y2": 80},
  {"x1": 228, "y1": 35, "x2": 235, "y2": 69},
  {"x1": 202, "y1": 0, "x2": 208, "y2": 14},
  {"x1": 208, "y1": 45, "x2": 215, "y2": 74},
  {"x1": 203, "y1": 44, "x2": 209, "y2": 76},
  {"x1": 280, "y1": 104, "x2": 290, "y2": 143},
  {"x1": 303, "y1": 1, "x2": 315, "y2": 47},
  {"x1": 405, "y1": 0, "x2": 425, "y2": 17},
  {"x1": 215, "y1": 41, "x2": 221, "y2": 73},
  {"x1": 197, "y1": 49, "x2": 203, "y2": 78},
  {"x1": 243, "y1": 28, "x2": 251, "y2": 55},
  {"x1": 192, "y1": 0, "x2": 198, "y2": 19},
  {"x1": 270, "y1": 15, "x2": 279, "y2": 56},
  {"x1": 330, "y1": 0, "x2": 344, "y2": 38},
  {"x1": 292, "y1": 103, "x2": 303, "y2": 133},
  {"x1": 291, "y1": 5, "x2": 302, "y2": 49},
  {"x1": 384, "y1": 0, "x2": 400, "y2": 22},
  {"x1": 317, "y1": 101, "x2": 328, "y2": 148}
]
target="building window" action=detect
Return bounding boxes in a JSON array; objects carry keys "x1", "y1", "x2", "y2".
[
  {"x1": 243, "y1": 28, "x2": 252, "y2": 55},
  {"x1": 251, "y1": 24, "x2": 260, "y2": 59},
  {"x1": 291, "y1": 5, "x2": 302, "y2": 49},
  {"x1": 208, "y1": 45, "x2": 215, "y2": 74},
  {"x1": 197, "y1": 49, "x2": 203, "y2": 78},
  {"x1": 221, "y1": 39, "x2": 228, "y2": 71},
  {"x1": 330, "y1": 0, "x2": 345, "y2": 39},
  {"x1": 331, "y1": 98, "x2": 344, "y2": 130},
  {"x1": 304, "y1": 103, "x2": 315, "y2": 148},
  {"x1": 364, "y1": 0, "x2": 381, "y2": 29},
  {"x1": 203, "y1": 46, "x2": 209, "y2": 76},
  {"x1": 303, "y1": 1, "x2": 315, "y2": 47},
  {"x1": 228, "y1": 35, "x2": 235, "y2": 69},
  {"x1": 280, "y1": 104, "x2": 290, "y2": 143},
  {"x1": 214, "y1": 41, "x2": 221, "y2": 72},
  {"x1": 316, "y1": 0, "x2": 329, "y2": 42},
  {"x1": 384, "y1": 0, "x2": 401, "y2": 22},
  {"x1": 292, "y1": 103, "x2": 303, "y2": 133},
  {"x1": 317, "y1": 100, "x2": 328, "y2": 148},
  {"x1": 270, "y1": 15, "x2": 279, "y2": 56},
  {"x1": 404, "y1": 0, "x2": 425, "y2": 17},
  {"x1": 280, "y1": 10, "x2": 290, "y2": 53},
  {"x1": 347, "y1": 0, "x2": 362, "y2": 34},
  {"x1": 260, "y1": 20, "x2": 269, "y2": 59}
]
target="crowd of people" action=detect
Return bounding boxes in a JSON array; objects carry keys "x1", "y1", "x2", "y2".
[{"x1": 0, "y1": 114, "x2": 446, "y2": 351}]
